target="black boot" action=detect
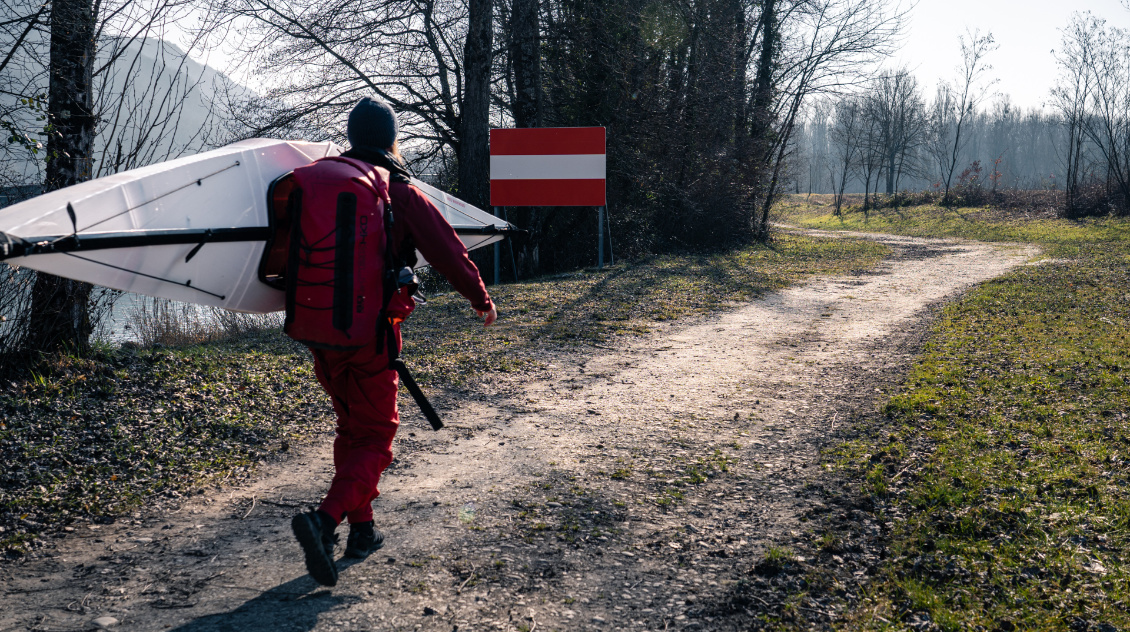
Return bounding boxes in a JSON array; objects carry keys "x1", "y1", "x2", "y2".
[
  {"x1": 291, "y1": 509, "x2": 339, "y2": 586},
  {"x1": 344, "y1": 520, "x2": 385, "y2": 559}
]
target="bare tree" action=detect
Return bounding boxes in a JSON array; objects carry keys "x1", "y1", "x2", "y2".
[
  {"x1": 94, "y1": 32, "x2": 223, "y2": 175},
  {"x1": 2, "y1": 0, "x2": 224, "y2": 353},
  {"x1": 1078, "y1": 19, "x2": 1130, "y2": 214},
  {"x1": 803, "y1": 98, "x2": 832, "y2": 198},
  {"x1": 931, "y1": 28, "x2": 998, "y2": 205},
  {"x1": 753, "y1": 0, "x2": 907, "y2": 236},
  {"x1": 459, "y1": 0, "x2": 493, "y2": 208},
  {"x1": 828, "y1": 95, "x2": 862, "y2": 215},
  {"x1": 0, "y1": 0, "x2": 50, "y2": 191},
  {"x1": 1052, "y1": 14, "x2": 1099, "y2": 217},
  {"x1": 22, "y1": 0, "x2": 100, "y2": 352},
  {"x1": 213, "y1": 0, "x2": 496, "y2": 196},
  {"x1": 868, "y1": 67, "x2": 924, "y2": 194}
]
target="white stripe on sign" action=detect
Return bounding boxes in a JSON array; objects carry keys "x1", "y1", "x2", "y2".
[{"x1": 489, "y1": 154, "x2": 606, "y2": 180}]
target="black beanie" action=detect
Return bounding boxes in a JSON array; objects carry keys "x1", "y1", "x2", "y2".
[{"x1": 347, "y1": 97, "x2": 399, "y2": 151}]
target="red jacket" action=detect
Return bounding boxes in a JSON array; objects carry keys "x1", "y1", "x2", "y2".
[{"x1": 386, "y1": 181, "x2": 492, "y2": 320}]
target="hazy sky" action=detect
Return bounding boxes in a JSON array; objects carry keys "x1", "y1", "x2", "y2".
[{"x1": 894, "y1": 0, "x2": 1130, "y2": 110}]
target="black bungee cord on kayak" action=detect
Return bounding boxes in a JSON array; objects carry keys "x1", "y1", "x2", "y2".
[{"x1": 0, "y1": 163, "x2": 247, "y2": 300}]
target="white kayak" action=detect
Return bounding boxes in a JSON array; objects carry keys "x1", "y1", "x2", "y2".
[{"x1": 0, "y1": 139, "x2": 515, "y2": 313}]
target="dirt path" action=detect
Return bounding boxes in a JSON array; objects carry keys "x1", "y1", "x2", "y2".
[{"x1": 1, "y1": 231, "x2": 1037, "y2": 632}]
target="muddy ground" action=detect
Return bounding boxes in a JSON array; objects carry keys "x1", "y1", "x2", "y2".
[{"x1": 0, "y1": 230, "x2": 1037, "y2": 632}]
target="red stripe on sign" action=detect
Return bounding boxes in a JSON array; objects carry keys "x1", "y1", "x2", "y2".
[
  {"x1": 491, "y1": 179, "x2": 606, "y2": 206},
  {"x1": 490, "y1": 127, "x2": 605, "y2": 155}
]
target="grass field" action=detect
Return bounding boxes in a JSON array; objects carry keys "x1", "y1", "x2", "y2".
[
  {"x1": 0, "y1": 233, "x2": 887, "y2": 554},
  {"x1": 784, "y1": 199, "x2": 1130, "y2": 631}
]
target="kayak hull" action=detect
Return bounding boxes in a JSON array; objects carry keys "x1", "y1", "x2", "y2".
[{"x1": 0, "y1": 139, "x2": 513, "y2": 313}]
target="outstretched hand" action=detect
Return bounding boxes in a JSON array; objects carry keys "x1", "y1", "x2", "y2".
[{"x1": 476, "y1": 305, "x2": 498, "y2": 327}]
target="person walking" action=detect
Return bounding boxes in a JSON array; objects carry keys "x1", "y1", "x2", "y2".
[{"x1": 291, "y1": 97, "x2": 497, "y2": 586}]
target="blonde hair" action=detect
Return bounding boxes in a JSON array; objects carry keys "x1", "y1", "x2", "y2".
[{"x1": 388, "y1": 140, "x2": 405, "y2": 165}]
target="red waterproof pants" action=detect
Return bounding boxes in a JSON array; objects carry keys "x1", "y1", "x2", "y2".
[{"x1": 312, "y1": 324, "x2": 401, "y2": 525}]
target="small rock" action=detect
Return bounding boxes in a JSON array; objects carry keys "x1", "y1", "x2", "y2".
[
  {"x1": 92, "y1": 616, "x2": 119, "y2": 629},
  {"x1": 135, "y1": 537, "x2": 153, "y2": 544},
  {"x1": 423, "y1": 606, "x2": 437, "y2": 616},
  {"x1": 591, "y1": 616, "x2": 606, "y2": 624},
  {"x1": 546, "y1": 502, "x2": 563, "y2": 508}
]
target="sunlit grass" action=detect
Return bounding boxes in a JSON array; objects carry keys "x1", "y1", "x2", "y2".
[
  {"x1": 802, "y1": 199, "x2": 1130, "y2": 631},
  {"x1": 403, "y1": 233, "x2": 888, "y2": 385},
  {"x1": 777, "y1": 196, "x2": 1130, "y2": 253}
]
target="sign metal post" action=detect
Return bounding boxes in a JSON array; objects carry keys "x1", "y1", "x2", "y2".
[
  {"x1": 493, "y1": 207, "x2": 501, "y2": 285},
  {"x1": 597, "y1": 206, "x2": 604, "y2": 268}
]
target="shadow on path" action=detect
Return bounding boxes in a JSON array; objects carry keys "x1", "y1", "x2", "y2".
[{"x1": 169, "y1": 559, "x2": 365, "y2": 632}]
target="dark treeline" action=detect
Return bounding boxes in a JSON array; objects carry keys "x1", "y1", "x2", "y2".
[
  {"x1": 213, "y1": 0, "x2": 903, "y2": 273},
  {"x1": 1, "y1": 2, "x2": 1128, "y2": 353}
]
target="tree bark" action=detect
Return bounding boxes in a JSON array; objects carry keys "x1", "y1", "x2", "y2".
[
  {"x1": 510, "y1": 0, "x2": 540, "y2": 129},
  {"x1": 458, "y1": 0, "x2": 494, "y2": 210},
  {"x1": 886, "y1": 150, "x2": 897, "y2": 194},
  {"x1": 751, "y1": 0, "x2": 777, "y2": 240},
  {"x1": 24, "y1": 0, "x2": 98, "y2": 353}
]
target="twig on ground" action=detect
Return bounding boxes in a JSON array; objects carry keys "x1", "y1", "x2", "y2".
[
  {"x1": 890, "y1": 465, "x2": 912, "y2": 480},
  {"x1": 241, "y1": 496, "x2": 257, "y2": 520},
  {"x1": 457, "y1": 564, "x2": 477, "y2": 594}
]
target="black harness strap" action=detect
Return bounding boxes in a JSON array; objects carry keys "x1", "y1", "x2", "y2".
[{"x1": 374, "y1": 186, "x2": 443, "y2": 431}]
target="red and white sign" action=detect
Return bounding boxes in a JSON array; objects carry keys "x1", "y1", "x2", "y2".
[{"x1": 490, "y1": 127, "x2": 606, "y2": 206}]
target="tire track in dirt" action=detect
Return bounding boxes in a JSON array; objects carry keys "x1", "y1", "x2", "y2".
[{"x1": 1, "y1": 230, "x2": 1037, "y2": 632}]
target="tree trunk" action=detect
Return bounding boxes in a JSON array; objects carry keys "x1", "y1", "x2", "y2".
[
  {"x1": 750, "y1": 0, "x2": 777, "y2": 239},
  {"x1": 458, "y1": 0, "x2": 494, "y2": 210},
  {"x1": 508, "y1": 0, "x2": 540, "y2": 277},
  {"x1": 886, "y1": 151, "x2": 896, "y2": 194},
  {"x1": 24, "y1": 0, "x2": 97, "y2": 353},
  {"x1": 863, "y1": 168, "x2": 871, "y2": 212},
  {"x1": 510, "y1": 0, "x2": 540, "y2": 129}
]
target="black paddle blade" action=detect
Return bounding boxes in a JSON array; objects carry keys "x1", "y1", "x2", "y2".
[{"x1": 391, "y1": 359, "x2": 443, "y2": 430}]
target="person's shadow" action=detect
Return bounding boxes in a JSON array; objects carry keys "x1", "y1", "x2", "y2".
[{"x1": 169, "y1": 559, "x2": 365, "y2": 632}]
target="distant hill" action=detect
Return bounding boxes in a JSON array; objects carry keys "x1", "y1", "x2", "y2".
[
  {"x1": 2, "y1": 36, "x2": 247, "y2": 184},
  {"x1": 92, "y1": 37, "x2": 248, "y2": 175}
]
